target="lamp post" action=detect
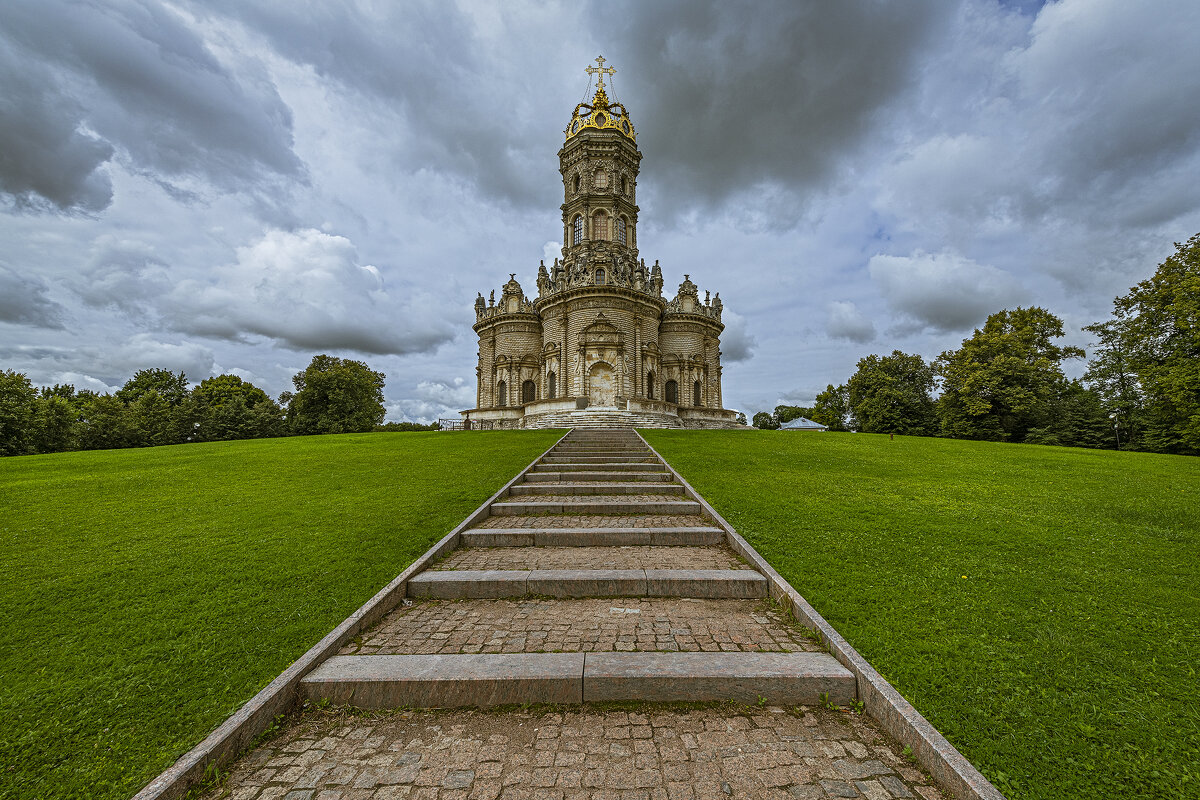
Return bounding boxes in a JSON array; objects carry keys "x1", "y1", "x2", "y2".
[{"x1": 1108, "y1": 411, "x2": 1120, "y2": 450}]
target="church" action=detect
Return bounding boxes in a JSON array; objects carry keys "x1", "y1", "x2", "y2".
[{"x1": 462, "y1": 58, "x2": 741, "y2": 430}]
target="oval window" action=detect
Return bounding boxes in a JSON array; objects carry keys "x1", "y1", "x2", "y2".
[
  {"x1": 571, "y1": 120, "x2": 580, "y2": 133},
  {"x1": 621, "y1": 120, "x2": 630, "y2": 134},
  {"x1": 596, "y1": 113, "x2": 606, "y2": 125}
]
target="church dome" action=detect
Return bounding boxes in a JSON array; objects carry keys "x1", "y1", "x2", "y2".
[{"x1": 566, "y1": 57, "x2": 636, "y2": 142}]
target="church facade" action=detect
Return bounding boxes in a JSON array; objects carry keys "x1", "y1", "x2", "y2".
[{"x1": 462, "y1": 59, "x2": 740, "y2": 429}]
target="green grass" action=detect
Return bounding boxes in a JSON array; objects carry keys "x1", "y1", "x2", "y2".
[
  {"x1": 0, "y1": 430, "x2": 560, "y2": 800},
  {"x1": 641, "y1": 429, "x2": 1200, "y2": 800}
]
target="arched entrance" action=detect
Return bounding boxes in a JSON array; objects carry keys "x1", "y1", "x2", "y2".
[
  {"x1": 588, "y1": 362, "x2": 616, "y2": 407},
  {"x1": 665, "y1": 379, "x2": 678, "y2": 405}
]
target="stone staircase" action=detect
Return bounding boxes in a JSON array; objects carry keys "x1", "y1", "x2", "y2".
[
  {"x1": 300, "y1": 429, "x2": 854, "y2": 709},
  {"x1": 520, "y1": 408, "x2": 686, "y2": 429}
]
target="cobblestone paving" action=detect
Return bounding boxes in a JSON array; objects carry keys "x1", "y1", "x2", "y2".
[
  {"x1": 206, "y1": 705, "x2": 942, "y2": 800},
  {"x1": 430, "y1": 547, "x2": 748, "y2": 572},
  {"x1": 341, "y1": 599, "x2": 821, "y2": 655},
  {"x1": 473, "y1": 516, "x2": 710, "y2": 530}
]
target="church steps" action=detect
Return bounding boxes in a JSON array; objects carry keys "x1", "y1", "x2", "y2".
[
  {"x1": 490, "y1": 499, "x2": 702, "y2": 516},
  {"x1": 522, "y1": 470, "x2": 673, "y2": 482},
  {"x1": 508, "y1": 483, "x2": 686, "y2": 496},
  {"x1": 299, "y1": 652, "x2": 853, "y2": 709},
  {"x1": 407, "y1": 569, "x2": 767, "y2": 600},
  {"x1": 460, "y1": 527, "x2": 725, "y2": 547}
]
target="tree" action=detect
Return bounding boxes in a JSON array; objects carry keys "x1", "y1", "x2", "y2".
[
  {"x1": 192, "y1": 374, "x2": 284, "y2": 441},
  {"x1": 846, "y1": 351, "x2": 938, "y2": 435},
  {"x1": 936, "y1": 307, "x2": 1084, "y2": 442},
  {"x1": 116, "y1": 369, "x2": 189, "y2": 406},
  {"x1": 73, "y1": 392, "x2": 137, "y2": 450},
  {"x1": 33, "y1": 393, "x2": 78, "y2": 453},
  {"x1": 1089, "y1": 232, "x2": 1200, "y2": 454},
  {"x1": 0, "y1": 370, "x2": 38, "y2": 456},
  {"x1": 285, "y1": 355, "x2": 386, "y2": 435},
  {"x1": 751, "y1": 411, "x2": 779, "y2": 430},
  {"x1": 734, "y1": 412, "x2": 748, "y2": 426},
  {"x1": 773, "y1": 405, "x2": 814, "y2": 425},
  {"x1": 811, "y1": 384, "x2": 851, "y2": 431},
  {"x1": 1082, "y1": 318, "x2": 1144, "y2": 447}
]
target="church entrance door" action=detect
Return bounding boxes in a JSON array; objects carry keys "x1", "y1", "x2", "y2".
[{"x1": 587, "y1": 362, "x2": 616, "y2": 407}]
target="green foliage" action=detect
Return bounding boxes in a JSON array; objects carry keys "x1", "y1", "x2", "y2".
[
  {"x1": 644, "y1": 429, "x2": 1200, "y2": 800},
  {"x1": 812, "y1": 383, "x2": 851, "y2": 431},
  {"x1": 846, "y1": 350, "x2": 938, "y2": 435},
  {"x1": 1089, "y1": 232, "x2": 1200, "y2": 454},
  {"x1": 116, "y1": 368, "x2": 190, "y2": 407},
  {"x1": 0, "y1": 370, "x2": 38, "y2": 456},
  {"x1": 774, "y1": 405, "x2": 814, "y2": 424},
  {"x1": 936, "y1": 307, "x2": 1084, "y2": 442},
  {"x1": 752, "y1": 411, "x2": 779, "y2": 430},
  {"x1": 286, "y1": 354, "x2": 386, "y2": 435},
  {"x1": 0, "y1": 430, "x2": 560, "y2": 800},
  {"x1": 734, "y1": 412, "x2": 748, "y2": 426},
  {"x1": 73, "y1": 391, "x2": 137, "y2": 451},
  {"x1": 33, "y1": 394, "x2": 77, "y2": 453},
  {"x1": 375, "y1": 421, "x2": 439, "y2": 432},
  {"x1": 192, "y1": 375, "x2": 284, "y2": 442}
]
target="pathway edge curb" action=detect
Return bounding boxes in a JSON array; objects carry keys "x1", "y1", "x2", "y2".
[
  {"x1": 635, "y1": 429, "x2": 1006, "y2": 800},
  {"x1": 130, "y1": 429, "x2": 571, "y2": 800}
]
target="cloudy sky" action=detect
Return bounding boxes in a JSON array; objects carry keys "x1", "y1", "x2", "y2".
[{"x1": 3, "y1": 0, "x2": 1199, "y2": 422}]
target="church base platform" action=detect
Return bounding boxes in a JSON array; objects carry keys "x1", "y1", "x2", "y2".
[{"x1": 459, "y1": 400, "x2": 745, "y2": 430}]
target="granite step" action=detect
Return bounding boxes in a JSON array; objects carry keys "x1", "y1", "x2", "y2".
[
  {"x1": 431, "y1": 545, "x2": 746, "y2": 571},
  {"x1": 298, "y1": 651, "x2": 854, "y2": 708},
  {"x1": 530, "y1": 462, "x2": 665, "y2": 472},
  {"x1": 540, "y1": 455, "x2": 659, "y2": 464},
  {"x1": 522, "y1": 471, "x2": 674, "y2": 482},
  {"x1": 339, "y1": 597, "x2": 822, "y2": 656},
  {"x1": 407, "y1": 569, "x2": 767, "y2": 599},
  {"x1": 508, "y1": 483, "x2": 685, "y2": 496},
  {"x1": 490, "y1": 498, "x2": 701, "y2": 515},
  {"x1": 460, "y1": 527, "x2": 725, "y2": 547}
]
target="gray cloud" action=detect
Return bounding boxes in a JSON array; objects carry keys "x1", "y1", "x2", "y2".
[
  {"x1": 0, "y1": 0, "x2": 305, "y2": 213},
  {"x1": 825, "y1": 301, "x2": 876, "y2": 343},
  {"x1": 0, "y1": 265, "x2": 66, "y2": 328},
  {"x1": 166, "y1": 228, "x2": 455, "y2": 356},
  {"x1": 605, "y1": 0, "x2": 945, "y2": 221},
  {"x1": 77, "y1": 237, "x2": 173, "y2": 314},
  {"x1": 869, "y1": 250, "x2": 1029, "y2": 333},
  {"x1": 718, "y1": 310, "x2": 755, "y2": 362}
]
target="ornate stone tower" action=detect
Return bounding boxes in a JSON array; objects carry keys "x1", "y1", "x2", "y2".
[{"x1": 463, "y1": 58, "x2": 739, "y2": 429}]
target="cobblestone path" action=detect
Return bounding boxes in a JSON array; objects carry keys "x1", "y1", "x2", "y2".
[{"x1": 204, "y1": 430, "x2": 947, "y2": 800}]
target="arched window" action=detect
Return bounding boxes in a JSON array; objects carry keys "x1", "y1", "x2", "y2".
[
  {"x1": 592, "y1": 210, "x2": 608, "y2": 241},
  {"x1": 573, "y1": 215, "x2": 583, "y2": 245},
  {"x1": 547, "y1": 371, "x2": 556, "y2": 399},
  {"x1": 521, "y1": 380, "x2": 536, "y2": 404},
  {"x1": 665, "y1": 380, "x2": 678, "y2": 405},
  {"x1": 593, "y1": 168, "x2": 608, "y2": 189},
  {"x1": 595, "y1": 268, "x2": 606, "y2": 285},
  {"x1": 497, "y1": 381, "x2": 507, "y2": 407},
  {"x1": 620, "y1": 175, "x2": 627, "y2": 194},
  {"x1": 573, "y1": 174, "x2": 581, "y2": 193},
  {"x1": 617, "y1": 216, "x2": 627, "y2": 245},
  {"x1": 693, "y1": 381, "x2": 702, "y2": 407},
  {"x1": 646, "y1": 371, "x2": 655, "y2": 400}
]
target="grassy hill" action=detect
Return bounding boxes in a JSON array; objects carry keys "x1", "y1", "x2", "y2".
[
  {"x1": 0, "y1": 431, "x2": 561, "y2": 800},
  {"x1": 642, "y1": 429, "x2": 1200, "y2": 800}
]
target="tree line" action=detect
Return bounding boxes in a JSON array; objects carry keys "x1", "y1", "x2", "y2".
[
  {"x1": 754, "y1": 232, "x2": 1200, "y2": 456},
  {"x1": 0, "y1": 354, "x2": 436, "y2": 457}
]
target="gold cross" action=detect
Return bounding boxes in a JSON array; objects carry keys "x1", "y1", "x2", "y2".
[{"x1": 585, "y1": 55, "x2": 616, "y2": 90}]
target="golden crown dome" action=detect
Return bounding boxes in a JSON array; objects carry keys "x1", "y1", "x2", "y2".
[{"x1": 566, "y1": 56, "x2": 636, "y2": 142}]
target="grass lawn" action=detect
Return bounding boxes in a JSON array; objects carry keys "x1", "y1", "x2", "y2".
[
  {"x1": 0, "y1": 430, "x2": 561, "y2": 800},
  {"x1": 642, "y1": 429, "x2": 1200, "y2": 800}
]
